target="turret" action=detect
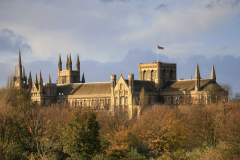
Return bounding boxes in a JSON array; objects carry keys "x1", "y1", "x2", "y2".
[
  {"x1": 69, "y1": 53, "x2": 72, "y2": 71},
  {"x1": 28, "y1": 71, "x2": 32, "y2": 89},
  {"x1": 66, "y1": 54, "x2": 69, "y2": 70},
  {"x1": 48, "y1": 74, "x2": 51, "y2": 83},
  {"x1": 82, "y1": 72, "x2": 85, "y2": 83},
  {"x1": 38, "y1": 71, "x2": 43, "y2": 92},
  {"x1": 128, "y1": 73, "x2": 134, "y2": 93},
  {"x1": 34, "y1": 73, "x2": 38, "y2": 84},
  {"x1": 58, "y1": 54, "x2": 62, "y2": 71},
  {"x1": 18, "y1": 49, "x2": 22, "y2": 87},
  {"x1": 111, "y1": 74, "x2": 116, "y2": 94},
  {"x1": 195, "y1": 63, "x2": 201, "y2": 91},
  {"x1": 76, "y1": 54, "x2": 80, "y2": 83},
  {"x1": 210, "y1": 65, "x2": 216, "y2": 81}
]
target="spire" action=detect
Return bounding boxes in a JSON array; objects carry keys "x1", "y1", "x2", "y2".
[
  {"x1": 23, "y1": 66, "x2": 25, "y2": 78},
  {"x1": 210, "y1": 65, "x2": 216, "y2": 81},
  {"x1": 76, "y1": 54, "x2": 80, "y2": 72},
  {"x1": 59, "y1": 54, "x2": 61, "y2": 63},
  {"x1": 66, "y1": 54, "x2": 69, "y2": 70},
  {"x1": 34, "y1": 73, "x2": 38, "y2": 84},
  {"x1": 195, "y1": 63, "x2": 200, "y2": 79},
  {"x1": 195, "y1": 63, "x2": 201, "y2": 91},
  {"x1": 18, "y1": 48, "x2": 22, "y2": 79},
  {"x1": 28, "y1": 71, "x2": 32, "y2": 88},
  {"x1": 15, "y1": 66, "x2": 17, "y2": 77},
  {"x1": 69, "y1": 53, "x2": 72, "y2": 61},
  {"x1": 38, "y1": 70, "x2": 42, "y2": 84},
  {"x1": 82, "y1": 72, "x2": 85, "y2": 83},
  {"x1": 48, "y1": 74, "x2": 51, "y2": 83}
]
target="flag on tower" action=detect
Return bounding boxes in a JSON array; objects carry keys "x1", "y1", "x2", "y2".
[{"x1": 158, "y1": 46, "x2": 164, "y2": 49}]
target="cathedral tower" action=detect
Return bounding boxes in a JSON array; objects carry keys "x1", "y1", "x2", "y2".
[{"x1": 58, "y1": 54, "x2": 81, "y2": 84}]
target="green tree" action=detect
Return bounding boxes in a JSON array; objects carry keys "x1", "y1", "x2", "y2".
[
  {"x1": 63, "y1": 108, "x2": 101, "y2": 158},
  {"x1": 139, "y1": 87, "x2": 149, "y2": 114}
]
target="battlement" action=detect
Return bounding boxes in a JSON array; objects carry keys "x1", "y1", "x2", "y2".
[{"x1": 139, "y1": 62, "x2": 176, "y2": 65}]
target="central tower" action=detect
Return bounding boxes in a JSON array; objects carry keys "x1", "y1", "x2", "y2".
[
  {"x1": 139, "y1": 62, "x2": 176, "y2": 90},
  {"x1": 58, "y1": 54, "x2": 81, "y2": 84}
]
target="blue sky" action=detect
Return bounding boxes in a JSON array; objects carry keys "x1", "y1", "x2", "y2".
[{"x1": 0, "y1": 0, "x2": 239, "y2": 94}]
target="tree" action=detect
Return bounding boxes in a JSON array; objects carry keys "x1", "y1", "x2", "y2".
[
  {"x1": 63, "y1": 108, "x2": 101, "y2": 158},
  {"x1": 139, "y1": 87, "x2": 149, "y2": 114}
]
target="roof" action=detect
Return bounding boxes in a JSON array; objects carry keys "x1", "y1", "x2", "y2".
[
  {"x1": 57, "y1": 82, "x2": 111, "y2": 95},
  {"x1": 125, "y1": 80, "x2": 156, "y2": 92},
  {"x1": 163, "y1": 79, "x2": 225, "y2": 92}
]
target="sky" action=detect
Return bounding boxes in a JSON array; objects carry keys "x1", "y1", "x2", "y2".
[{"x1": 0, "y1": 0, "x2": 240, "y2": 94}]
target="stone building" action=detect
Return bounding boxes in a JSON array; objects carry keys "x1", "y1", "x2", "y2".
[{"x1": 14, "y1": 49, "x2": 227, "y2": 118}]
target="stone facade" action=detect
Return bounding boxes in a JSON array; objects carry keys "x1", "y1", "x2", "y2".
[{"x1": 14, "y1": 49, "x2": 228, "y2": 118}]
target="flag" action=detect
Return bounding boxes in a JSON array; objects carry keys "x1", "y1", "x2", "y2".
[{"x1": 158, "y1": 46, "x2": 164, "y2": 49}]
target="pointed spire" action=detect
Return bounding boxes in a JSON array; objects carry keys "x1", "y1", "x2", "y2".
[
  {"x1": 15, "y1": 66, "x2": 17, "y2": 77},
  {"x1": 18, "y1": 48, "x2": 22, "y2": 79},
  {"x1": 38, "y1": 70, "x2": 42, "y2": 84},
  {"x1": 82, "y1": 72, "x2": 85, "y2": 83},
  {"x1": 195, "y1": 63, "x2": 200, "y2": 79},
  {"x1": 19, "y1": 48, "x2": 21, "y2": 65},
  {"x1": 69, "y1": 53, "x2": 72, "y2": 61},
  {"x1": 23, "y1": 66, "x2": 25, "y2": 78},
  {"x1": 28, "y1": 71, "x2": 32, "y2": 88},
  {"x1": 48, "y1": 74, "x2": 51, "y2": 83},
  {"x1": 66, "y1": 54, "x2": 69, "y2": 70},
  {"x1": 76, "y1": 54, "x2": 79, "y2": 63},
  {"x1": 211, "y1": 65, "x2": 216, "y2": 81},
  {"x1": 34, "y1": 73, "x2": 38, "y2": 84},
  {"x1": 59, "y1": 54, "x2": 61, "y2": 62}
]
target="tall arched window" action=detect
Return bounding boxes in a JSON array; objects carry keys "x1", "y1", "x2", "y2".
[
  {"x1": 120, "y1": 83, "x2": 123, "y2": 90},
  {"x1": 115, "y1": 97, "x2": 118, "y2": 104},
  {"x1": 151, "y1": 70, "x2": 155, "y2": 82},
  {"x1": 169, "y1": 69, "x2": 172, "y2": 80},
  {"x1": 144, "y1": 71, "x2": 147, "y2": 80}
]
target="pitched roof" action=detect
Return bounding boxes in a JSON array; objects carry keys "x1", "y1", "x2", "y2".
[
  {"x1": 57, "y1": 82, "x2": 111, "y2": 96},
  {"x1": 125, "y1": 80, "x2": 156, "y2": 92},
  {"x1": 163, "y1": 79, "x2": 224, "y2": 92}
]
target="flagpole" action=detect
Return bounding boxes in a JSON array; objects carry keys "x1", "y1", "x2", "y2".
[{"x1": 157, "y1": 45, "x2": 158, "y2": 62}]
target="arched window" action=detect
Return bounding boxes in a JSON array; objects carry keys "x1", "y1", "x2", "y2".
[
  {"x1": 144, "y1": 71, "x2": 147, "y2": 80},
  {"x1": 125, "y1": 97, "x2": 128, "y2": 104},
  {"x1": 75, "y1": 100, "x2": 78, "y2": 107},
  {"x1": 120, "y1": 97, "x2": 124, "y2": 105},
  {"x1": 151, "y1": 70, "x2": 155, "y2": 82},
  {"x1": 120, "y1": 83, "x2": 123, "y2": 90}
]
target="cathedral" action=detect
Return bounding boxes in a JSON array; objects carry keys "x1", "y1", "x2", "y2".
[{"x1": 14, "y1": 49, "x2": 227, "y2": 118}]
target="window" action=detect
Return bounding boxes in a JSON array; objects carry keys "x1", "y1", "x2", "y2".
[
  {"x1": 120, "y1": 97, "x2": 124, "y2": 104},
  {"x1": 151, "y1": 70, "x2": 155, "y2": 82},
  {"x1": 144, "y1": 71, "x2": 147, "y2": 80},
  {"x1": 108, "y1": 99, "x2": 111, "y2": 107},
  {"x1": 115, "y1": 97, "x2": 118, "y2": 104},
  {"x1": 84, "y1": 100, "x2": 86, "y2": 107},
  {"x1": 125, "y1": 97, "x2": 128, "y2": 104},
  {"x1": 171, "y1": 97, "x2": 174, "y2": 105},
  {"x1": 75, "y1": 101, "x2": 78, "y2": 107},
  {"x1": 120, "y1": 83, "x2": 123, "y2": 90}
]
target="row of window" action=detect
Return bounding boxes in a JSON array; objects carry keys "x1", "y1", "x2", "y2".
[
  {"x1": 71, "y1": 99, "x2": 111, "y2": 108},
  {"x1": 115, "y1": 97, "x2": 128, "y2": 105}
]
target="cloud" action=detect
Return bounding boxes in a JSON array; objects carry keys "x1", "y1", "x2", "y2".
[
  {"x1": 0, "y1": 28, "x2": 32, "y2": 54},
  {"x1": 155, "y1": 4, "x2": 168, "y2": 10},
  {"x1": 99, "y1": 0, "x2": 129, "y2": 3}
]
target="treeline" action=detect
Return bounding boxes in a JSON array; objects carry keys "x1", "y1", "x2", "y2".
[{"x1": 0, "y1": 87, "x2": 240, "y2": 159}]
